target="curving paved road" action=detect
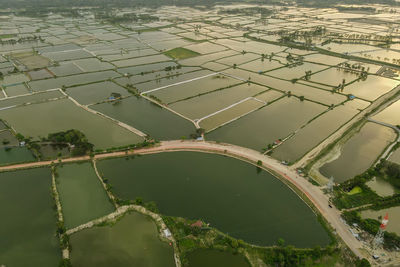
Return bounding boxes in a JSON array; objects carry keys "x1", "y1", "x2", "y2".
[{"x1": 0, "y1": 140, "x2": 364, "y2": 258}]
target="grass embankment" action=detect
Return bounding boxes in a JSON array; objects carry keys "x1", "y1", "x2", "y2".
[{"x1": 164, "y1": 47, "x2": 200, "y2": 60}]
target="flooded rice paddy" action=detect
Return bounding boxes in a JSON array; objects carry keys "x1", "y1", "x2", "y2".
[
  {"x1": 372, "y1": 99, "x2": 400, "y2": 126},
  {"x1": 272, "y1": 103, "x2": 360, "y2": 163},
  {"x1": 187, "y1": 249, "x2": 250, "y2": 267},
  {"x1": 0, "y1": 168, "x2": 60, "y2": 267},
  {"x1": 70, "y1": 212, "x2": 175, "y2": 267},
  {"x1": 366, "y1": 177, "x2": 399, "y2": 197},
  {"x1": 0, "y1": 98, "x2": 143, "y2": 149},
  {"x1": 91, "y1": 96, "x2": 196, "y2": 140},
  {"x1": 320, "y1": 122, "x2": 396, "y2": 183},
  {"x1": 56, "y1": 162, "x2": 115, "y2": 229},
  {"x1": 207, "y1": 97, "x2": 326, "y2": 150}
]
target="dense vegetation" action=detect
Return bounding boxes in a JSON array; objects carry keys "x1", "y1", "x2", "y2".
[
  {"x1": 46, "y1": 129, "x2": 93, "y2": 156},
  {"x1": 161, "y1": 215, "x2": 365, "y2": 267}
]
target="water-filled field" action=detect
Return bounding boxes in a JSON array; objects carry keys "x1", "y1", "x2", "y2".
[
  {"x1": 56, "y1": 162, "x2": 115, "y2": 229},
  {"x1": 366, "y1": 177, "x2": 399, "y2": 197},
  {"x1": 0, "y1": 147, "x2": 36, "y2": 165},
  {"x1": 150, "y1": 74, "x2": 242, "y2": 104},
  {"x1": 66, "y1": 81, "x2": 130, "y2": 105},
  {"x1": 0, "y1": 168, "x2": 60, "y2": 267},
  {"x1": 320, "y1": 122, "x2": 396, "y2": 182},
  {"x1": 372, "y1": 99, "x2": 400, "y2": 126},
  {"x1": 199, "y1": 98, "x2": 265, "y2": 132},
  {"x1": 272, "y1": 103, "x2": 359, "y2": 163},
  {"x1": 207, "y1": 97, "x2": 326, "y2": 151},
  {"x1": 0, "y1": 98, "x2": 143, "y2": 149},
  {"x1": 169, "y1": 83, "x2": 266, "y2": 120},
  {"x1": 70, "y1": 212, "x2": 175, "y2": 267},
  {"x1": 97, "y1": 151, "x2": 330, "y2": 247},
  {"x1": 187, "y1": 249, "x2": 250, "y2": 267},
  {"x1": 389, "y1": 148, "x2": 400, "y2": 165},
  {"x1": 0, "y1": 90, "x2": 63, "y2": 109},
  {"x1": 91, "y1": 96, "x2": 196, "y2": 140}
]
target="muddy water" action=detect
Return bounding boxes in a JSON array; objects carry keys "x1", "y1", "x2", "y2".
[{"x1": 320, "y1": 122, "x2": 396, "y2": 182}]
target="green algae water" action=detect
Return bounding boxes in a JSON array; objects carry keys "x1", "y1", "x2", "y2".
[
  {"x1": 56, "y1": 162, "x2": 115, "y2": 229},
  {"x1": 187, "y1": 249, "x2": 250, "y2": 267},
  {"x1": 69, "y1": 212, "x2": 175, "y2": 267},
  {"x1": 0, "y1": 168, "x2": 61, "y2": 267},
  {"x1": 97, "y1": 151, "x2": 330, "y2": 247}
]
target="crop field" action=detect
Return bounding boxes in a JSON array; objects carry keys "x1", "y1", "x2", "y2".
[{"x1": 1, "y1": 3, "x2": 400, "y2": 265}]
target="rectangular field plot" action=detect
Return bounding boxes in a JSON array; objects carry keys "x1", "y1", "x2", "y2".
[
  {"x1": 254, "y1": 90, "x2": 285, "y2": 103},
  {"x1": 0, "y1": 147, "x2": 36, "y2": 165},
  {"x1": 201, "y1": 62, "x2": 230, "y2": 71},
  {"x1": 267, "y1": 62, "x2": 328, "y2": 81},
  {"x1": 260, "y1": 75, "x2": 348, "y2": 105},
  {"x1": 0, "y1": 168, "x2": 61, "y2": 267},
  {"x1": 0, "y1": 98, "x2": 143, "y2": 149},
  {"x1": 117, "y1": 62, "x2": 178, "y2": 76},
  {"x1": 199, "y1": 98, "x2": 265, "y2": 132},
  {"x1": 239, "y1": 59, "x2": 284, "y2": 73},
  {"x1": 4, "y1": 84, "x2": 29, "y2": 97},
  {"x1": 149, "y1": 74, "x2": 242, "y2": 104},
  {"x1": 114, "y1": 67, "x2": 200, "y2": 86},
  {"x1": 56, "y1": 162, "x2": 115, "y2": 229},
  {"x1": 99, "y1": 48, "x2": 159, "y2": 62},
  {"x1": 303, "y1": 54, "x2": 347, "y2": 66},
  {"x1": 112, "y1": 54, "x2": 171, "y2": 68},
  {"x1": 42, "y1": 49, "x2": 93, "y2": 62},
  {"x1": 179, "y1": 50, "x2": 238, "y2": 66},
  {"x1": 91, "y1": 96, "x2": 196, "y2": 140},
  {"x1": 0, "y1": 74, "x2": 29, "y2": 87},
  {"x1": 342, "y1": 75, "x2": 399, "y2": 101},
  {"x1": 11, "y1": 52, "x2": 51, "y2": 70},
  {"x1": 48, "y1": 62, "x2": 83, "y2": 76},
  {"x1": 72, "y1": 58, "x2": 114, "y2": 72},
  {"x1": 206, "y1": 97, "x2": 326, "y2": 150},
  {"x1": 309, "y1": 67, "x2": 362, "y2": 87},
  {"x1": 216, "y1": 53, "x2": 260, "y2": 66},
  {"x1": 27, "y1": 69, "x2": 54, "y2": 80},
  {"x1": 372, "y1": 98, "x2": 400, "y2": 126},
  {"x1": 272, "y1": 103, "x2": 361, "y2": 163},
  {"x1": 183, "y1": 42, "x2": 227, "y2": 54},
  {"x1": 66, "y1": 81, "x2": 130, "y2": 105},
  {"x1": 169, "y1": 83, "x2": 267, "y2": 120},
  {"x1": 29, "y1": 70, "x2": 121, "y2": 91},
  {"x1": 135, "y1": 69, "x2": 213, "y2": 93},
  {"x1": 0, "y1": 90, "x2": 63, "y2": 109}
]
